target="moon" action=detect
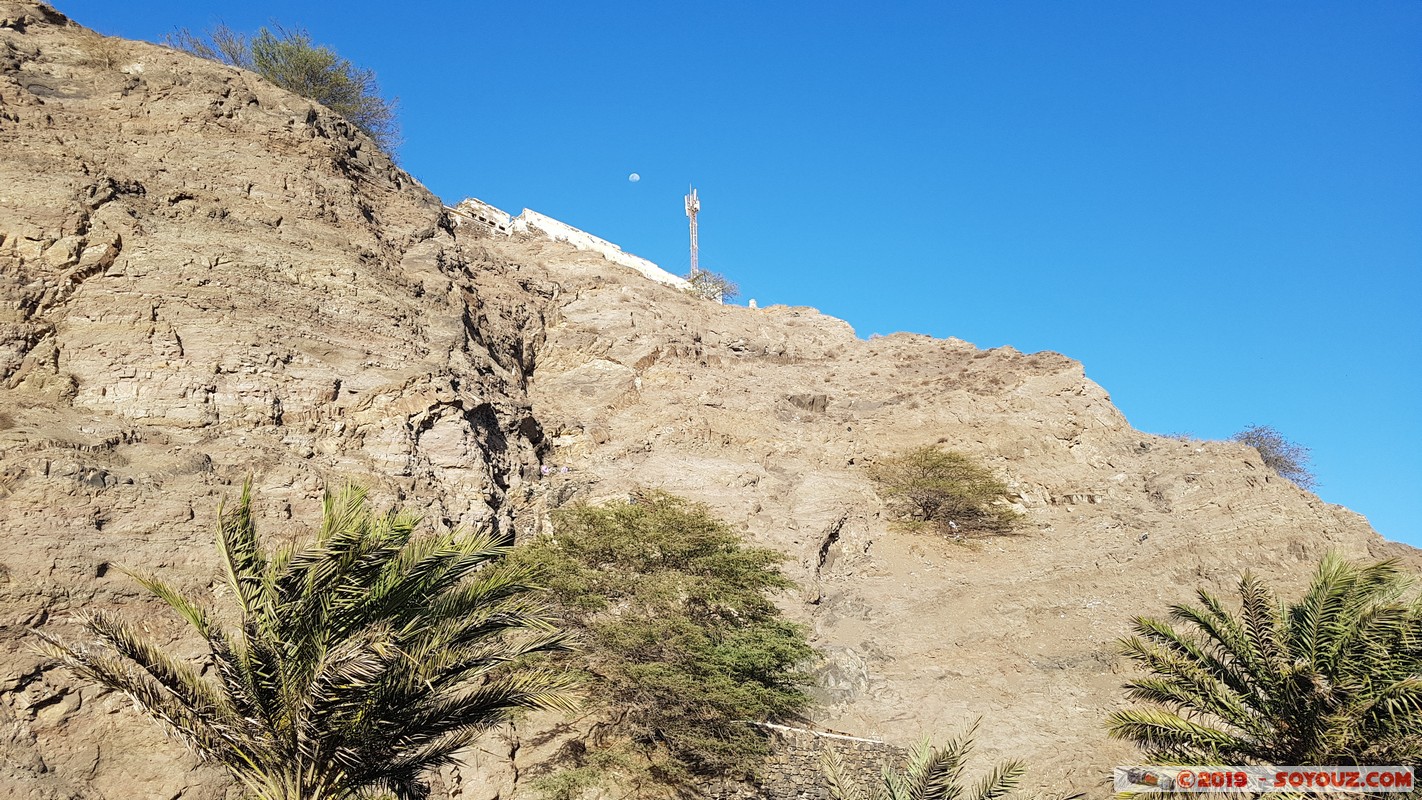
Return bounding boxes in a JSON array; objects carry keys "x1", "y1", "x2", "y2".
[{"x1": 628, "y1": 173, "x2": 641, "y2": 183}]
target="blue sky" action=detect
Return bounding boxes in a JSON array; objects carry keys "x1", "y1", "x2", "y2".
[{"x1": 56, "y1": 1, "x2": 1421, "y2": 547}]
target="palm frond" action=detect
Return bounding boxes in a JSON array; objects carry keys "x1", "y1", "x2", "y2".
[
  {"x1": 35, "y1": 631, "x2": 254, "y2": 770},
  {"x1": 1106, "y1": 707, "x2": 1244, "y2": 761},
  {"x1": 55, "y1": 610, "x2": 234, "y2": 720},
  {"x1": 1112, "y1": 554, "x2": 1422, "y2": 766},
  {"x1": 34, "y1": 480, "x2": 575, "y2": 800},
  {"x1": 1287, "y1": 555, "x2": 1391, "y2": 668},
  {"x1": 1357, "y1": 676, "x2": 1422, "y2": 729},
  {"x1": 832, "y1": 722, "x2": 1031, "y2": 800},
  {"x1": 1128, "y1": 614, "x2": 1258, "y2": 705},
  {"x1": 823, "y1": 746, "x2": 871, "y2": 800},
  {"x1": 921, "y1": 725, "x2": 974, "y2": 800},
  {"x1": 967, "y1": 758, "x2": 1025, "y2": 800},
  {"x1": 216, "y1": 479, "x2": 266, "y2": 619},
  {"x1": 1237, "y1": 573, "x2": 1287, "y2": 682},
  {"x1": 900, "y1": 737, "x2": 939, "y2": 799}
]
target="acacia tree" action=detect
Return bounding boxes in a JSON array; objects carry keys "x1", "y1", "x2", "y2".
[
  {"x1": 867, "y1": 446, "x2": 1020, "y2": 535},
  {"x1": 167, "y1": 24, "x2": 399, "y2": 151},
  {"x1": 510, "y1": 492, "x2": 814, "y2": 795},
  {"x1": 1232, "y1": 424, "x2": 1317, "y2": 490},
  {"x1": 36, "y1": 482, "x2": 573, "y2": 800},
  {"x1": 1107, "y1": 554, "x2": 1422, "y2": 765},
  {"x1": 685, "y1": 269, "x2": 739, "y2": 302}
]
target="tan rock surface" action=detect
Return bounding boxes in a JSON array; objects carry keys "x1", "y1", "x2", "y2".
[{"x1": 1, "y1": 4, "x2": 1416, "y2": 799}]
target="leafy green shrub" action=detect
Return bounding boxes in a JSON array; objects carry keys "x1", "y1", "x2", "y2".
[
  {"x1": 509, "y1": 492, "x2": 815, "y2": 795},
  {"x1": 166, "y1": 24, "x2": 399, "y2": 151},
  {"x1": 1231, "y1": 424, "x2": 1317, "y2": 490},
  {"x1": 529, "y1": 759, "x2": 619, "y2": 800},
  {"x1": 685, "y1": 269, "x2": 739, "y2": 301},
  {"x1": 868, "y1": 445, "x2": 1021, "y2": 536}
]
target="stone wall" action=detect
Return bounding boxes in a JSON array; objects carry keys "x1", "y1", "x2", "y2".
[
  {"x1": 709, "y1": 723, "x2": 906, "y2": 800},
  {"x1": 447, "y1": 197, "x2": 694, "y2": 291},
  {"x1": 450, "y1": 197, "x2": 513, "y2": 235}
]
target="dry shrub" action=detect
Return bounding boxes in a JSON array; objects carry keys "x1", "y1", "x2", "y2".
[{"x1": 868, "y1": 445, "x2": 1021, "y2": 537}]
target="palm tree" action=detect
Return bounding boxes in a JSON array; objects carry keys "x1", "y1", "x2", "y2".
[
  {"x1": 36, "y1": 482, "x2": 575, "y2": 800},
  {"x1": 1107, "y1": 554, "x2": 1422, "y2": 764},
  {"x1": 822, "y1": 722, "x2": 1027, "y2": 800}
]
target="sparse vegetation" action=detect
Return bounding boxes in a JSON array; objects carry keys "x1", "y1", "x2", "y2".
[
  {"x1": 868, "y1": 445, "x2": 1021, "y2": 536},
  {"x1": 822, "y1": 722, "x2": 1027, "y2": 800},
  {"x1": 1107, "y1": 554, "x2": 1422, "y2": 765},
  {"x1": 166, "y1": 23, "x2": 399, "y2": 151},
  {"x1": 165, "y1": 23, "x2": 249, "y2": 67},
  {"x1": 529, "y1": 750, "x2": 644, "y2": 800},
  {"x1": 508, "y1": 491, "x2": 815, "y2": 796},
  {"x1": 685, "y1": 269, "x2": 739, "y2": 301},
  {"x1": 79, "y1": 31, "x2": 127, "y2": 70},
  {"x1": 36, "y1": 482, "x2": 573, "y2": 800},
  {"x1": 1232, "y1": 424, "x2": 1317, "y2": 490}
]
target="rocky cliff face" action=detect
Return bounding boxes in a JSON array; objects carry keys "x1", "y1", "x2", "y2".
[{"x1": 1, "y1": 5, "x2": 1415, "y2": 799}]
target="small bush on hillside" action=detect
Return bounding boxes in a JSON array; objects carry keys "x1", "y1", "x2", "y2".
[
  {"x1": 79, "y1": 31, "x2": 127, "y2": 70},
  {"x1": 166, "y1": 23, "x2": 399, "y2": 151},
  {"x1": 868, "y1": 445, "x2": 1021, "y2": 536},
  {"x1": 1231, "y1": 424, "x2": 1316, "y2": 490},
  {"x1": 507, "y1": 492, "x2": 815, "y2": 796},
  {"x1": 165, "y1": 23, "x2": 249, "y2": 67},
  {"x1": 685, "y1": 269, "x2": 739, "y2": 301}
]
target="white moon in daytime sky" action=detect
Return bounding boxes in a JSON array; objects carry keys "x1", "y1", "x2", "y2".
[{"x1": 628, "y1": 173, "x2": 641, "y2": 182}]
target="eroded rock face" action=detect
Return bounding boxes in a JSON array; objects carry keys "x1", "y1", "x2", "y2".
[
  {"x1": 506, "y1": 255, "x2": 1420, "y2": 796},
  {"x1": 0, "y1": 6, "x2": 555, "y2": 797},
  {"x1": 1, "y1": 4, "x2": 1416, "y2": 799}
]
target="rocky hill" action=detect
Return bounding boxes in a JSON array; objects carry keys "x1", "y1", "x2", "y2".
[{"x1": 1, "y1": 4, "x2": 1416, "y2": 798}]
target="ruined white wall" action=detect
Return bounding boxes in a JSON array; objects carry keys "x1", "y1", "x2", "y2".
[
  {"x1": 511, "y1": 209, "x2": 691, "y2": 290},
  {"x1": 448, "y1": 198, "x2": 512, "y2": 235},
  {"x1": 447, "y1": 198, "x2": 693, "y2": 292}
]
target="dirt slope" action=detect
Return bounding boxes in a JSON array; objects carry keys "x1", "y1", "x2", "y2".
[{"x1": 1, "y1": 4, "x2": 1415, "y2": 798}]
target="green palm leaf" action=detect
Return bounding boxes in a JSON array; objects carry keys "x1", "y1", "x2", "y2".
[
  {"x1": 823, "y1": 747, "x2": 872, "y2": 800},
  {"x1": 822, "y1": 721, "x2": 1036, "y2": 800},
  {"x1": 1109, "y1": 553, "x2": 1422, "y2": 766},
  {"x1": 32, "y1": 481, "x2": 574, "y2": 800},
  {"x1": 968, "y1": 759, "x2": 1025, "y2": 800}
]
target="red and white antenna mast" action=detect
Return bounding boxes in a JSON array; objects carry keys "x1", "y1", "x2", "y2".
[{"x1": 685, "y1": 186, "x2": 700, "y2": 276}]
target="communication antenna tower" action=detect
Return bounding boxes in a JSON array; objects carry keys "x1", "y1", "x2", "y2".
[{"x1": 685, "y1": 186, "x2": 700, "y2": 276}]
